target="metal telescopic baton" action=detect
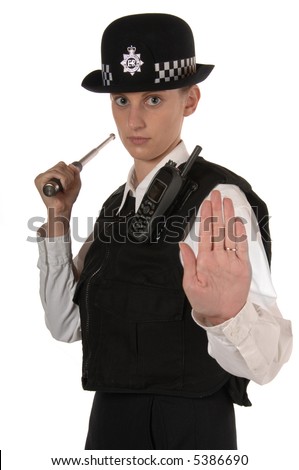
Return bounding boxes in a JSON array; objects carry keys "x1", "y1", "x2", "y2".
[{"x1": 42, "y1": 133, "x2": 115, "y2": 197}]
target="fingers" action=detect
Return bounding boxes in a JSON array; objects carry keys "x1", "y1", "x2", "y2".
[
  {"x1": 199, "y1": 190, "x2": 248, "y2": 255},
  {"x1": 233, "y1": 217, "x2": 249, "y2": 260},
  {"x1": 198, "y1": 198, "x2": 213, "y2": 252},
  {"x1": 223, "y1": 196, "x2": 249, "y2": 258},
  {"x1": 179, "y1": 242, "x2": 197, "y2": 284},
  {"x1": 35, "y1": 162, "x2": 80, "y2": 194},
  {"x1": 198, "y1": 190, "x2": 225, "y2": 252},
  {"x1": 210, "y1": 190, "x2": 225, "y2": 251},
  {"x1": 223, "y1": 196, "x2": 236, "y2": 250},
  {"x1": 34, "y1": 161, "x2": 82, "y2": 214}
]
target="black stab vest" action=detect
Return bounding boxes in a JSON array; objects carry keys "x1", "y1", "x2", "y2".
[{"x1": 74, "y1": 156, "x2": 271, "y2": 406}]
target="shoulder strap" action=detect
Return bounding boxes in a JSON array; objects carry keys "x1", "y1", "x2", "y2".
[
  {"x1": 102, "y1": 183, "x2": 126, "y2": 209},
  {"x1": 98, "y1": 183, "x2": 126, "y2": 218}
]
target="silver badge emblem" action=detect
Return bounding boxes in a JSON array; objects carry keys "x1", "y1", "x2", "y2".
[{"x1": 121, "y1": 46, "x2": 144, "y2": 76}]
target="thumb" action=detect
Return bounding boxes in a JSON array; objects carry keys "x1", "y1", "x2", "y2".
[{"x1": 179, "y1": 242, "x2": 197, "y2": 282}]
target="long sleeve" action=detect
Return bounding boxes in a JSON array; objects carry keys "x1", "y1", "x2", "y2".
[
  {"x1": 37, "y1": 231, "x2": 82, "y2": 342},
  {"x1": 186, "y1": 184, "x2": 293, "y2": 384},
  {"x1": 198, "y1": 298, "x2": 292, "y2": 385}
]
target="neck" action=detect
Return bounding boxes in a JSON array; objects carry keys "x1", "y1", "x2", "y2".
[
  {"x1": 133, "y1": 140, "x2": 182, "y2": 187},
  {"x1": 133, "y1": 159, "x2": 159, "y2": 187}
]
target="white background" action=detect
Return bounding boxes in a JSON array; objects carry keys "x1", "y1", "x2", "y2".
[{"x1": 0, "y1": 0, "x2": 298, "y2": 468}]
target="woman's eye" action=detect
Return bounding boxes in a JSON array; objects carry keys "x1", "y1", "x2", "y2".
[
  {"x1": 147, "y1": 96, "x2": 161, "y2": 106},
  {"x1": 114, "y1": 96, "x2": 128, "y2": 106}
]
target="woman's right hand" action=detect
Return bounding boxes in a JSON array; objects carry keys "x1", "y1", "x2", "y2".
[{"x1": 34, "y1": 161, "x2": 82, "y2": 237}]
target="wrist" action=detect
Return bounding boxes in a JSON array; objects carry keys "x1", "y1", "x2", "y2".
[
  {"x1": 46, "y1": 208, "x2": 71, "y2": 238},
  {"x1": 193, "y1": 310, "x2": 237, "y2": 327}
]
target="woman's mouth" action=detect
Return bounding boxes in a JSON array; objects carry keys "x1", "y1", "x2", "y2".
[{"x1": 128, "y1": 136, "x2": 150, "y2": 145}]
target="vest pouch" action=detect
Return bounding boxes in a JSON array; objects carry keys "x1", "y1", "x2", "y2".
[{"x1": 92, "y1": 279, "x2": 186, "y2": 392}]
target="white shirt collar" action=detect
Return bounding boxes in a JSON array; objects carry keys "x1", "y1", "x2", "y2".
[{"x1": 117, "y1": 141, "x2": 191, "y2": 213}]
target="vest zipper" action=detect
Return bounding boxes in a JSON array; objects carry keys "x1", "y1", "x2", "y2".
[{"x1": 82, "y1": 242, "x2": 110, "y2": 381}]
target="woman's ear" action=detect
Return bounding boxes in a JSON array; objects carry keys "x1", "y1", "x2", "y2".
[{"x1": 183, "y1": 85, "x2": 201, "y2": 117}]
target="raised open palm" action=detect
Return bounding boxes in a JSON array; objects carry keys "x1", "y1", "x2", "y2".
[{"x1": 180, "y1": 190, "x2": 252, "y2": 326}]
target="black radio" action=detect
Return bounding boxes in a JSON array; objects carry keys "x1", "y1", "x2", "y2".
[{"x1": 129, "y1": 145, "x2": 202, "y2": 242}]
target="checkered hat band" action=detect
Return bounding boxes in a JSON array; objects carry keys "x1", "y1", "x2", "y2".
[
  {"x1": 102, "y1": 64, "x2": 113, "y2": 86},
  {"x1": 154, "y1": 57, "x2": 196, "y2": 83}
]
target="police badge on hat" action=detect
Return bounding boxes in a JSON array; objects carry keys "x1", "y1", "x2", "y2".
[{"x1": 121, "y1": 46, "x2": 144, "y2": 76}]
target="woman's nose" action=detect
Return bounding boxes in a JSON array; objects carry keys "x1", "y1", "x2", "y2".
[{"x1": 127, "y1": 106, "x2": 146, "y2": 131}]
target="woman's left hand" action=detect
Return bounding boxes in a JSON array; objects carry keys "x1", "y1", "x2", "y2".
[{"x1": 180, "y1": 190, "x2": 252, "y2": 326}]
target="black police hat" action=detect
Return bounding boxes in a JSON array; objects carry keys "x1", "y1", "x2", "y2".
[{"x1": 82, "y1": 13, "x2": 214, "y2": 93}]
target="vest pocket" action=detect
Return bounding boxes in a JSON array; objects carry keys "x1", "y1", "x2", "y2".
[
  {"x1": 96, "y1": 281, "x2": 185, "y2": 390},
  {"x1": 136, "y1": 317, "x2": 184, "y2": 389}
]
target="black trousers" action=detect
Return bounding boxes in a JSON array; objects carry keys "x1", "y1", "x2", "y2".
[{"x1": 85, "y1": 388, "x2": 237, "y2": 450}]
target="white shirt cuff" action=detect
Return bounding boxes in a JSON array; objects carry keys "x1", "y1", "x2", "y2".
[
  {"x1": 37, "y1": 231, "x2": 72, "y2": 265},
  {"x1": 192, "y1": 300, "x2": 259, "y2": 346}
]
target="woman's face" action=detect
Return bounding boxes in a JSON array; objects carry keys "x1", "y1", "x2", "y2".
[{"x1": 110, "y1": 87, "x2": 200, "y2": 169}]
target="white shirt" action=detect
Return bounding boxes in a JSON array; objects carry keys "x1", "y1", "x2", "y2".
[{"x1": 37, "y1": 142, "x2": 292, "y2": 385}]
